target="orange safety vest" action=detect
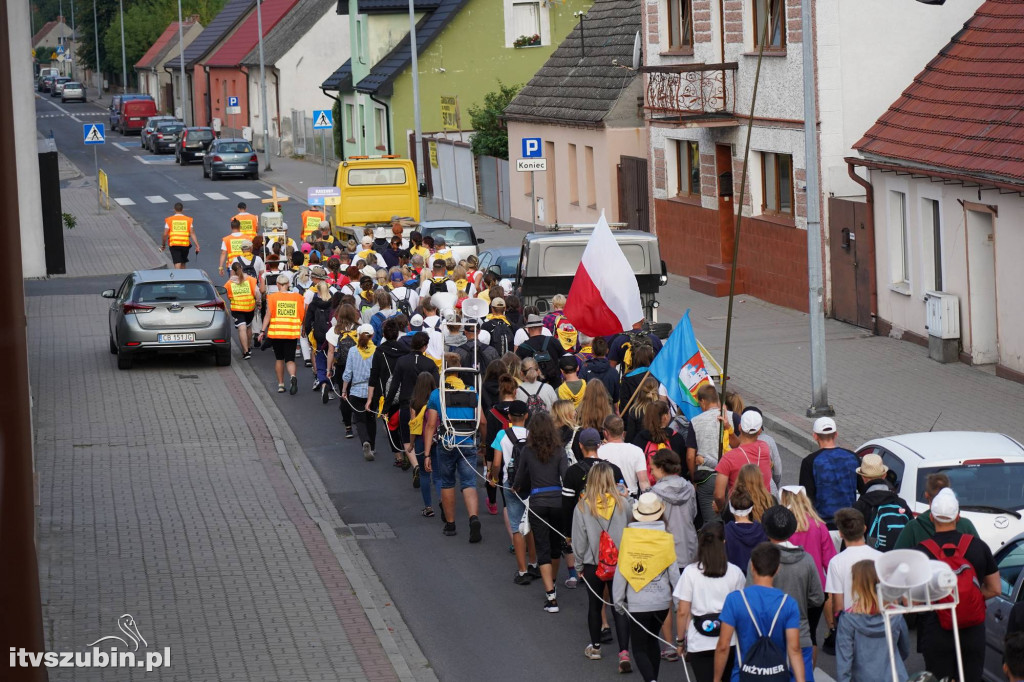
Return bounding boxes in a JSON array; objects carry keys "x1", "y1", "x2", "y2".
[
  {"x1": 233, "y1": 212, "x2": 257, "y2": 238},
  {"x1": 222, "y1": 233, "x2": 247, "y2": 262},
  {"x1": 266, "y1": 291, "x2": 305, "y2": 339},
  {"x1": 166, "y1": 214, "x2": 193, "y2": 247},
  {"x1": 300, "y1": 210, "x2": 324, "y2": 239},
  {"x1": 226, "y1": 277, "x2": 257, "y2": 312}
]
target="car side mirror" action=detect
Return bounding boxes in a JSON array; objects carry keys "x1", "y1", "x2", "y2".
[
  {"x1": 215, "y1": 286, "x2": 227, "y2": 295},
  {"x1": 476, "y1": 238, "x2": 485, "y2": 245},
  {"x1": 101, "y1": 289, "x2": 117, "y2": 298},
  {"x1": 487, "y1": 265, "x2": 501, "y2": 276}
]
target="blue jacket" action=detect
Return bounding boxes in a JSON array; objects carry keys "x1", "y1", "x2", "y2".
[{"x1": 836, "y1": 612, "x2": 909, "y2": 682}]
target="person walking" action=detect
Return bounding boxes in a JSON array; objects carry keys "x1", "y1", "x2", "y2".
[
  {"x1": 572, "y1": 461, "x2": 633, "y2": 671},
  {"x1": 517, "y1": 314, "x2": 565, "y2": 386},
  {"x1": 161, "y1": 202, "x2": 200, "y2": 269},
  {"x1": 259, "y1": 275, "x2": 305, "y2": 395},
  {"x1": 368, "y1": 318, "x2": 411, "y2": 459},
  {"x1": 852, "y1": 454, "x2": 912, "y2": 551},
  {"x1": 724, "y1": 488, "x2": 768, "y2": 576},
  {"x1": 799, "y1": 417, "x2": 859, "y2": 529},
  {"x1": 232, "y1": 201, "x2": 258, "y2": 239},
  {"x1": 386, "y1": 332, "x2": 439, "y2": 469},
  {"x1": 492, "y1": 400, "x2": 535, "y2": 583},
  {"x1": 685, "y1": 385, "x2": 732, "y2": 527},
  {"x1": 598, "y1": 414, "x2": 650, "y2": 498},
  {"x1": 893, "y1": 472, "x2": 979, "y2": 549},
  {"x1": 326, "y1": 304, "x2": 361, "y2": 439},
  {"x1": 824, "y1": 508, "x2": 882, "y2": 621},
  {"x1": 579, "y1": 336, "x2": 620, "y2": 405},
  {"x1": 713, "y1": 410, "x2": 774, "y2": 513},
  {"x1": 612, "y1": 492, "x2": 680, "y2": 682},
  {"x1": 300, "y1": 205, "x2": 325, "y2": 241},
  {"x1": 224, "y1": 261, "x2": 261, "y2": 359},
  {"x1": 341, "y1": 324, "x2": 379, "y2": 461},
  {"x1": 835, "y1": 560, "x2": 910, "y2": 682},
  {"x1": 408, "y1": 372, "x2": 441, "y2": 514},
  {"x1": 302, "y1": 281, "x2": 335, "y2": 402},
  {"x1": 516, "y1": 358, "x2": 557, "y2": 415},
  {"x1": 674, "y1": 522, "x2": 746, "y2": 682},
  {"x1": 218, "y1": 218, "x2": 247, "y2": 277}
]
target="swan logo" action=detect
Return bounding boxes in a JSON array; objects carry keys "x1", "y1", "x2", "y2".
[{"x1": 9, "y1": 614, "x2": 170, "y2": 671}]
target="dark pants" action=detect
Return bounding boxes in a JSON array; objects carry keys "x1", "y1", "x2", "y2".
[
  {"x1": 582, "y1": 565, "x2": 629, "y2": 651},
  {"x1": 339, "y1": 395, "x2": 353, "y2": 428},
  {"x1": 689, "y1": 648, "x2": 733, "y2": 682},
  {"x1": 531, "y1": 505, "x2": 564, "y2": 566},
  {"x1": 353, "y1": 403, "x2": 376, "y2": 450},
  {"x1": 920, "y1": 620, "x2": 985, "y2": 682},
  {"x1": 629, "y1": 609, "x2": 668, "y2": 682}
]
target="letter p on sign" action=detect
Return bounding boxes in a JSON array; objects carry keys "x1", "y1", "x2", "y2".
[{"x1": 522, "y1": 137, "x2": 541, "y2": 159}]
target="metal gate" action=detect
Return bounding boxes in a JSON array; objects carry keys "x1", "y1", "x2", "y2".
[
  {"x1": 828, "y1": 197, "x2": 873, "y2": 329},
  {"x1": 617, "y1": 155, "x2": 650, "y2": 232},
  {"x1": 427, "y1": 137, "x2": 477, "y2": 211},
  {"x1": 478, "y1": 154, "x2": 510, "y2": 223}
]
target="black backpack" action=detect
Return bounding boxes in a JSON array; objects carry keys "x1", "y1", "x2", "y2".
[
  {"x1": 867, "y1": 500, "x2": 911, "y2": 551},
  {"x1": 503, "y1": 427, "x2": 527, "y2": 485},
  {"x1": 333, "y1": 330, "x2": 357, "y2": 376},
  {"x1": 233, "y1": 256, "x2": 258, "y2": 279},
  {"x1": 485, "y1": 318, "x2": 515, "y2": 356},
  {"x1": 521, "y1": 336, "x2": 555, "y2": 377},
  {"x1": 620, "y1": 329, "x2": 653, "y2": 371},
  {"x1": 428, "y1": 277, "x2": 450, "y2": 295},
  {"x1": 736, "y1": 591, "x2": 790, "y2": 682},
  {"x1": 311, "y1": 304, "x2": 332, "y2": 345},
  {"x1": 392, "y1": 289, "x2": 414, "y2": 318}
]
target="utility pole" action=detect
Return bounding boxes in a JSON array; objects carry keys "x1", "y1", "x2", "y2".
[
  {"x1": 801, "y1": 0, "x2": 833, "y2": 417},
  {"x1": 256, "y1": 0, "x2": 272, "y2": 170},
  {"x1": 119, "y1": 0, "x2": 127, "y2": 92},
  {"x1": 177, "y1": 0, "x2": 189, "y2": 124},
  {"x1": 70, "y1": 0, "x2": 77, "y2": 81},
  {"x1": 408, "y1": 0, "x2": 426, "y2": 220},
  {"x1": 93, "y1": 0, "x2": 102, "y2": 100}
]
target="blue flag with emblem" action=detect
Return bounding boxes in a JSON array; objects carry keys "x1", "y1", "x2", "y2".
[{"x1": 649, "y1": 310, "x2": 712, "y2": 421}]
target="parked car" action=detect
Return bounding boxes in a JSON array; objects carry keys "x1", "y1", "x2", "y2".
[
  {"x1": 175, "y1": 127, "x2": 215, "y2": 165},
  {"x1": 109, "y1": 94, "x2": 154, "y2": 130},
  {"x1": 855, "y1": 431, "x2": 1024, "y2": 551},
  {"x1": 51, "y1": 77, "x2": 71, "y2": 97},
  {"x1": 418, "y1": 221, "x2": 485, "y2": 262},
  {"x1": 141, "y1": 116, "x2": 180, "y2": 151},
  {"x1": 118, "y1": 98, "x2": 158, "y2": 135},
  {"x1": 984, "y1": 531, "x2": 1024, "y2": 681},
  {"x1": 60, "y1": 81, "x2": 86, "y2": 103},
  {"x1": 477, "y1": 247, "x2": 520, "y2": 279},
  {"x1": 37, "y1": 67, "x2": 59, "y2": 91},
  {"x1": 102, "y1": 269, "x2": 232, "y2": 370},
  {"x1": 202, "y1": 138, "x2": 259, "y2": 180},
  {"x1": 151, "y1": 121, "x2": 186, "y2": 154},
  {"x1": 38, "y1": 74, "x2": 56, "y2": 92}
]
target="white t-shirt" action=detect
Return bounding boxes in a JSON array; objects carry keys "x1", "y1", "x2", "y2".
[
  {"x1": 673, "y1": 562, "x2": 746, "y2": 652},
  {"x1": 598, "y1": 442, "x2": 648, "y2": 495},
  {"x1": 492, "y1": 425, "x2": 528, "y2": 486},
  {"x1": 514, "y1": 326, "x2": 552, "y2": 347},
  {"x1": 516, "y1": 380, "x2": 557, "y2": 412},
  {"x1": 825, "y1": 544, "x2": 882, "y2": 607},
  {"x1": 390, "y1": 286, "x2": 420, "y2": 314},
  {"x1": 419, "y1": 278, "x2": 457, "y2": 299}
]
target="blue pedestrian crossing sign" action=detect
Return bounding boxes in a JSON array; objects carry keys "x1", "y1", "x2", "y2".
[
  {"x1": 312, "y1": 109, "x2": 333, "y2": 130},
  {"x1": 83, "y1": 123, "x2": 105, "y2": 144},
  {"x1": 56, "y1": 45, "x2": 65, "y2": 55}
]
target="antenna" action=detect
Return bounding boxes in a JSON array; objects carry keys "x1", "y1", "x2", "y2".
[{"x1": 928, "y1": 412, "x2": 943, "y2": 432}]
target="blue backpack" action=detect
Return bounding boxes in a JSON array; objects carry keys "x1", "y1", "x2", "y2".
[{"x1": 737, "y1": 591, "x2": 790, "y2": 682}]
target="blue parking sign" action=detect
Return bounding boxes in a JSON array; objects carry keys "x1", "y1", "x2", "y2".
[{"x1": 521, "y1": 137, "x2": 542, "y2": 158}]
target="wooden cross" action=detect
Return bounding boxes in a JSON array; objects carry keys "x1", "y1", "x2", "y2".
[{"x1": 260, "y1": 186, "x2": 290, "y2": 211}]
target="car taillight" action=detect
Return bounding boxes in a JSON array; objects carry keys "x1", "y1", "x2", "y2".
[
  {"x1": 212, "y1": 155, "x2": 223, "y2": 162},
  {"x1": 157, "y1": 134, "x2": 164, "y2": 139},
  {"x1": 249, "y1": 154, "x2": 258, "y2": 163},
  {"x1": 123, "y1": 303, "x2": 154, "y2": 314},
  {"x1": 196, "y1": 300, "x2": 225, "y2": 311}
]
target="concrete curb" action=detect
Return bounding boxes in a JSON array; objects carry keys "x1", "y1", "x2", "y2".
[
  {"x1": 229, "y1": 356, "x2": 437, "y2": 682},
  {"x1": 761, "y1": 410, "x2": 818, "y2": 453}
]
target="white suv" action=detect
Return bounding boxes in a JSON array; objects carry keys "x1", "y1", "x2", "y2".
[{"x1": 855, "y1": 431, "x2": 1024, "y2": 551}]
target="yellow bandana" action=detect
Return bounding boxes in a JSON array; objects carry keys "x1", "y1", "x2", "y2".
[
  {"x1": 617, "y1": 526, "x2": 677, "y2": 592},
  {"x1": 445, "y1": 376, "x2": 466, "y2": 390},
  {"x1": 594, "y1": 493, "x2": 616, "y2": 521},
  {"x1": 356, "y1": 341, "x2": 376, "y2": 360}
]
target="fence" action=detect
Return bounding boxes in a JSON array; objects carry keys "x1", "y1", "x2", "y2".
[
  {"x1": 478, "y1": 155, "x2": 510, "y2": 223},
  {"x1": 425, "y1": 135, "x2": 477, "y2": 212},
  {"x1": 289, "y1": 109, "x2": 341, "y2": 165}
]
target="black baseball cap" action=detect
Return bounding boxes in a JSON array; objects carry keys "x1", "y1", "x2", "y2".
[
  {"x1": 508, "y1": 400, "x2": 529, "y2": 417},
  {"x1": 558, "y1": 355, "x2": 579, "y2": 372},
  {"x1": 579, "y1": 428, "x2": 602, "y2": 447},
  {"x1": 761, "y1": 505, "x2": 797, "y2": 541}
]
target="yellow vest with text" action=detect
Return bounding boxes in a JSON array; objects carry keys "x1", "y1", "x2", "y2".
[
  {"x1": 166, "y1": 215, "x2": 193, "y2": 247},
  {"x1": 226, "y1": 277, "x2": 257, "y2": 312},
  {"x1": 267, "y1": 291, "x2": 305, "y2": 339}
]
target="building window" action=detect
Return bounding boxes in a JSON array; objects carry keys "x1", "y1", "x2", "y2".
[
  {"x1": 584, "y1": 145, "x2": 596, "y2": 208},
  {"x1": 760, "y1": 152, "x2": 792, "y2": 215},
  {"x1": 922, "y1": 198, "x2": 942, "y2": 291},
  {"x1": 675, "y1": 140, "x2": 700, "y2": 197},
  {"x1": 668, "y1": 0, "x2": 694, "y2": 49},
  {"x1": 889, "y1": 190, "x2": 909, "y2": 286},
  {"x1": 512, "y1": 2, "x2": 541, "y2": 41},
  {"x1": 374, "y1": 108, "x2": 386, "y2": 150},
  {"x1": 568, "y1": 143, "x2": 579, "y2": 205},
  {"x1": 345, "y1": 104, "x2": 355, "y2": 142},
  {"x1": 752, "y1": 0, "x2": 785, "y2": 49}
]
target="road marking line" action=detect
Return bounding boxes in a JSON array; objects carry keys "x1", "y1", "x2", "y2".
[
  {"x1": 113, "y1": 143, "x2": 129, "y2": 151},
  {"x1": 175, "y1": 194, "x2": 198, "y2": 202},
  {"x1": 814, "y1": 669, "x2": 836, "y2": 682},
  {"x1": 145, "y1": 195, "x2": 167, "y2": 204},
  {"x1": 114, "y1": 197, "x2": 135, "y2": 206},
  {"x1": 205, "y1": 192, "x2": 228, "y2": 200},
  {"x1": 47, "y1": 99, "x2": 81, "y2": 123},
  {"x1": 234, "y1": 191, "x2": 260, "y2": 199}
]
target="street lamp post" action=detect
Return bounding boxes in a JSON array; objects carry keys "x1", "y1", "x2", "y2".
[
  {"x1": 408, "y1": 0, "x2": 426, "y2": 220},
  {"x1": 70, "y1": 0, "x2": 76, "y2": 81},
  {"x1": 119, "y1": 0, "x2": 127, "y2": 92},
  {"x1": 256, "y1": 0, "x2": 272, "y2": 170},
  {"x1": 92, "y1": 0, "x2": 101, "y2": 100},
  {"x1": 176, "y1": 0, "x2": 189, "y2": 124}
]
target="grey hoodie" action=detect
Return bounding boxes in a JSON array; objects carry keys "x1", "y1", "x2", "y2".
[
  {"x1": 612, "y1": 521, "x2": 681, "y2": 613},
  {"x1": 571, "y1": 497, "x2": 629, "y2": 566},
  {"x1": 746, "y1": 542, "x2": 824, "y2": 648},
  {"x1": 652, "y1": 475, "x2": 698, "y2": 566},
  {"x1": 836, "y1": 612, "x2": 909, "y2": 682}
]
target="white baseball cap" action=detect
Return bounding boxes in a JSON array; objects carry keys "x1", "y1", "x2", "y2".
[
  {"x1": 740, "y1": 411, "x2": 763, "y2": 435},
  {"x1": 930, "y1": 488, "x2": 959, "y2": 522},
  {"x1": 813, "y1": 416, "x2": 837, "y2": 435}
]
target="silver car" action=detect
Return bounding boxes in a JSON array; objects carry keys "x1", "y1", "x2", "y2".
[
  {"x1": 61, "y1": 81, "x2": 86, "y2": 103},
  {"x1": 203, "y1": 138, "x2": 259, "y2": 180},
  {"x1": 102, "y1": 269, "x2": 232, "y2": 369}
]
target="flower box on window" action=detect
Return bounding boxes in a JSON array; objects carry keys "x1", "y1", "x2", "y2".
[{"x1": 513, "y1": 34, "x2": 542, "y2": 48}]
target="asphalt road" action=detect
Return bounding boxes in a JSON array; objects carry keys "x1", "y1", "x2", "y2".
[{"x1": 36, "y1": 92, "x2": 920, "y2": 682}]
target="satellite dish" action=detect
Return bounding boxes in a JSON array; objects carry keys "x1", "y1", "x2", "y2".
[{"x1": 633, "y1": 32, "x2": 642, "y2": 70}]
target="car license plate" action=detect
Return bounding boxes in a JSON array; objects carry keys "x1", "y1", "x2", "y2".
[
  {"x1": 158, "y1": 333, "x2": 195, "y2": 343},
  {"x1": 195, "y1": 152, "x2": 204, "y2": 157},
  {"x1": 229, "y1": 165, "x2": 245, "y2": 170}
]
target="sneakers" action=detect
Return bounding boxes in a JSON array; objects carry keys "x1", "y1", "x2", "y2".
[
  {"x1": 584, "y1": 644, "x2": 602, "y2": 660},
  {"x1": 564, "y1": 573, "x2": 579, "y2": 589},
  {"x1": 362, "y1": 442, "x2": 374, "y2": 461},
  {"x1": 660, "y1": 648, "x2": 680, "y2": 662},
  {"x1": 277, "y1": 384, "x2": 286, "y2": 393},
  {"x1": 486, "y1": 500, "x2": 498, "y2": 515},
  {"x1": 468, "y1": 515, "x2": 482, "y2": 543},
  {"x1": 543, "y1": 591, "x2": 559, "y2": 613},
  {"x1": 442, "y1": 522, "x2": 457, "y2": 536},
  {"x1": 288, "y1": 375, "x2": 298, "y2": 395},
  {"x1": 321, "y1": 383, "x2": 329, "y2": 404},
  {"x1": 513, "y1": 571, "x2": 533, "y2": 585},
  {"x1": 600, "y1": 627, "x2": 613, "y2": 644},
  {"x1": 304, "y1": 359, "x2": 312, "y2": 367},
  {"x1": 312, "y1": 379, "x2": 321, "y2": 390},
  {"x1": 822, "y1": 627, "x2": 837, "y2": 656},
  {"x1": 412, "y1": 466, "x2": 421, "y2": 489},
  {"x1": 617, "y1": 651, "x2": 632, "y2": 673},
  {"x1": 242, "y1": 350, "x2": 252, "y2": 359},
  {"x1": 344, "y1": 427, "x2": 354, "y2": 439},
  {"x1": 527, "y1": 564, "x2": 541, "y2": 579}
]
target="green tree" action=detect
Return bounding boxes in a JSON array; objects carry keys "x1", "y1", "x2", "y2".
[{"x1": 468, "y1": 81, "x2": 522, "y2": 160}]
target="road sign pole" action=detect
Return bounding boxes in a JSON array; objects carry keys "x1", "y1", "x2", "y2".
[
  {"x1": 322, "y1": 129, "x2": 328, "y2": 184},
  {"x1": 530, "y1": 171, "x2": 536, "y2": 232},
  {"x1": 94, "y1": 146, "x2": 100, "y2": 213}
]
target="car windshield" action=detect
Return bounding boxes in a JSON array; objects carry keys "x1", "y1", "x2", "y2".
[
  {"x1": 424, "y1": 227, "x2": 472, "y2": 246},
  {"x1": 65, "y1": 82, "x2": 81, "y2": 88},
  {"x1": 218, "y1": 143, "x2": 253, "y2": 154},
  {"x1": 916, "y1": 462, "x2": 1024, "y2": 510},
  {"x1": 160, "y1": 124, "x2": 184, "y2": 132},
  {"x1": 132, "y1": 282, "x2": 215, "y2": 303},
  {"x1": 348, "y1": 168, "x2": 407, "y2": 186},
  {"x1": 497, "y1": 255, "x2": 518, "y2": 274}
]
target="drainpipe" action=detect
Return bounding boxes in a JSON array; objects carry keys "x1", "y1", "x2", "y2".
[
  {"x1": 322, "y1": 87, "x2": 343, "y2": 158},
  {"x1": 368, "y1": 92, "x2": 392, "y2": 154},
  {"x1": 204, "y1": 65, "x2": 212, "y2": 127},
  {"x1": 240, "y1": 64, "x2": 251, "y2": 139},
  {"x1": 847, "y1": 160, "x2": 878, "y2": 335}
]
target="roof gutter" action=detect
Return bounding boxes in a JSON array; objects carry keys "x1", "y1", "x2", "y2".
[
  {"x1": 845, "y1": 158, "x2": 878, "y2": 334},
  {"x1": 368, "y1": 92, "x2": 392, "y2": 154}
]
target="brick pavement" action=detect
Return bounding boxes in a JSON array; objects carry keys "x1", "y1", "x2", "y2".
[{"x1": 28, "y1": 294, "x2": 434, "y2": 681}]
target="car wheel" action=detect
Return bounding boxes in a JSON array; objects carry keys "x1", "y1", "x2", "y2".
[
  {"x1": 649, "y1": 321, "x2": 673, "y2": 340},
  {"x1": 211, "y1": 170, "x2": 219, "y2": 181},
  {"x1": 116, "y1": 348, "x2": 133, "y2": 370},
  {"x1": 203, "y1": 165, "x2": 209, "y2": 179},
  {"x1": 109, "y1": 335, "x2": 118, "y2": 355},
  {"x1": 215, "y1": 350, "x2": 232, "y2": 367},
  {"x1": 250, "y1": 170, "x2": 259, "y2": 181}
]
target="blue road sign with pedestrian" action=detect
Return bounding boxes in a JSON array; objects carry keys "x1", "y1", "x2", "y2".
[
  {"x1": 83, "y1": 124, "x2": 105, "y2": 144},
  {"x1": 227, "y1": 96, "x2": 239, "y2": 107},
  {"x1": 312, "y1": 110, "x2": 333, "y2": 130},
  {"x1": 522, "y1": 137, "x2": 542, "y2": 158}
]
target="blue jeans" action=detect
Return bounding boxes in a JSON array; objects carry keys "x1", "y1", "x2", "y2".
[
  {"x1": 415, "y1": 436, "x2": 441, "y2": 507},
  {"x1": 314, "y1": 348, "x2": 329, "y2": 384},
  {"x1": 435, "y1": 444, "x2": 477, "y2": 490}
]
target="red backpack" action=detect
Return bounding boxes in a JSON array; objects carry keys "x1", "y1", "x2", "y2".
[
  {"x1": 595, "y1": 515, "x2": 619, "y2": 581},
  {"x1": 921, "y1": 534, "x2": 986, "y2": 629}
]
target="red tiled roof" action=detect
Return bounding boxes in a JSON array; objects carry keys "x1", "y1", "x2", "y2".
[
  {"x1": 32, "y1": 18, "x2": 62, "y2": 47},
  {"x1": 136, "y1": 22, "x2": 182, "y2": 69},
  {"x1": 205, "y1": 0, "x2": 302, "y2": 67},
  {"x1": 854, "y1": 0, "x2": 1024, "y2": 187}
]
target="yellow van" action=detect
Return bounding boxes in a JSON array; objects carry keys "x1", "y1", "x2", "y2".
[{"x1": 333, "y1": 156, "x2": 420, "y2": 230}]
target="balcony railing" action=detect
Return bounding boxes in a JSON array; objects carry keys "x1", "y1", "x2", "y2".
[{"x1": 641, "y1": 62, "x2": 738, "y2": 124}]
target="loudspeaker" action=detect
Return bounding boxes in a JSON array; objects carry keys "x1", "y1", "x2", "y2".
[
  {"x1": 876, "y1": 549, "x2": 930, "y2": 602},
  {"x1": 461, "y1": 298, "x2": 488, "y2": 320}
]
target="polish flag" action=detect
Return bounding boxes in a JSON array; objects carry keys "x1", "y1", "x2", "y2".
[{"x1": 563, "y1": 212, "x2": 644, "y2": 337}]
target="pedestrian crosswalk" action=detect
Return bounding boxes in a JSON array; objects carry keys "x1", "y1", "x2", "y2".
[{"x1": 112, "y1": 189, "x2": 291, "y2": 207}]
